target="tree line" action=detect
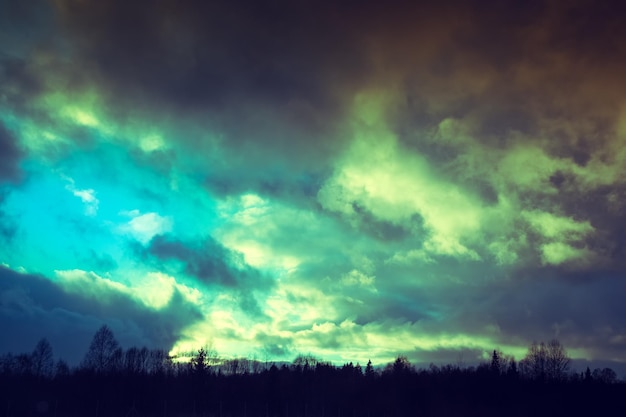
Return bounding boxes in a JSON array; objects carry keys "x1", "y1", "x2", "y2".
[{"x1": 0, "y1": 325, "x2": 624, "y2": 416}]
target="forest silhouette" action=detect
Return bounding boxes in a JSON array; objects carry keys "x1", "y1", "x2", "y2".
[{"x1": 1, "y1": 325, "x2": 623, "y2": 417}]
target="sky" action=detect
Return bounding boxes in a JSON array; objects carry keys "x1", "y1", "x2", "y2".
[{"x1": 1, "y1": 0, "x2": 626, "y2": 373}]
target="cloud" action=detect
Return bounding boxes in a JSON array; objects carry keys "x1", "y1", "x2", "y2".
[
  {"x1": 244, "y1": 318, "x2": 520, "y2": 366},
  {"x1": 147, "y1": 235, "x2": 262, "y2": 288},
  {"x1": 44, "y1": 0, "x2": 367, "y2": 182},
  {"x1": 55, "y1": 269, "x2": 201, "y2": 310},
  {"x1": 1, "y1": 0, "x2": 626, "y2": 371},
  {"x1": 0, "y1": 191, "x2": 17, "y2": 242},
  {"x1": 143, "y1": 233, "x2": 272, "y2": 320},
  {"x1": 0, "y1": 52, "x2": 45, "y2": 119},
  {"x1": 118, "y1": 210, "x2": 172, "y2": 244},
  {"x1": 0, "y1": 122, "x2": 23, "y2": 182},
  {"x1": 479, "y1": 267, "x2": 626, "y2": 362},
  {"x1": 521, "y1": 210, "x2": 596, "y2": 266},
  {"x1": 62, "y1": 175, "x2": 99, "y2": 216},
  {"x1": 51, "y1": 0, "x2": 364, "y2": 107},
  {"x1": 215, "y1": 193, "x2": 329, "y2": 272},
  {"x1": 319, "y1": 92, "x2": 484, "y2": 260},
  {"x1": 55, "y1": 269, "x2": 127, "y2": 301},
  {"x1": 0, "y1": 265, "x2": 202, "y2": 364},
  {"x1": 340, "y1": 269, "x2": 376, "y2": 291},
  {"x1": 0, "y1": 1, "x2": 55, "y2": 58}
]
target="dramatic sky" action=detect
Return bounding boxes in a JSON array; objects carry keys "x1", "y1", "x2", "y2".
[{"x1": 2, "y1": 0, "x2": 626, "y2": 372}]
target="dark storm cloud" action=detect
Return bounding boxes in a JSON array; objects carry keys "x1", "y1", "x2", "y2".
[
  {"x1": 53, "y1": 0, "x2": 365, "y2": 107},
  {"x1": 0, "y1": 0, "x2": 55, "y2": 56},
  {"x1": 380, "y1": 0, "x2": 626, "y2": 152},
  {"x1": 44, "y1": 0, "x2": 573, "y2": 175},
  {"x1": 0, "y1": 189, "x2": 17, "y2": 243},
  {"x1": 0, "y1": 122, "x2": 22, "y2": 242},
  {"x1": 0, "y1": 266, "x2": 202, "y2": 364},
  {"x1": 551, "y1": 185, "x2": 626, "y2": 269},
  {"x1": 0, "y1": 53, "x2": 101, "y2": 161},
  {"x1": 409, "y1": 347, "x2": 487, "y2": 368},
  {"x1": 0, "y1": 56, "x2": 44, "y2": 114},
  {"x1": 462, "y1": 268, "x2": 626, "y2": 357},
  {"x1": 0, "y1": 0, "x2": 59, "y2": 121},
  {"x1": 0, "y1": 200, "x2": 15, "y2": 243},
  {"x1": 42, "y1": 1, "x2": 626, "y2": 130},
  {"x1": 43, "y1": 0, "x2": 626, "y2": 199},
  {"x1": 253, "y1": 332, "x2": 294, "y2": 359},
  {"x1": 148, "y1": 235, "x2": 263, "y2": 288},
  {"x1": 539, "y1": 0, "x2": 626, "y2": 60},
  {"x1": 354, "y1": 297, "x2": 434, "y2": 325},
  {"x1": 206, "y1": 169, "x2": 327, "y2": 208},
  {"x1": 347, "y1": 204, "x2": 422, "y2": 242},
  {"x1": 51, "y1": 0, "x2": 366, "y2": 167},
  {"x1": 147, "y1": 235, "x2": 271, "y2": 317},
  {"x1": 1, "y1": 0, "x2": 625, "y2": 368},
  {"x1": 0, "y1": 122, "x2": 23, "y2": 182}
]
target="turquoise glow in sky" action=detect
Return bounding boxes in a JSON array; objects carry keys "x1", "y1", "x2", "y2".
[{"x1": 2, "y1": 0, "x2": 626, "y2": 373}]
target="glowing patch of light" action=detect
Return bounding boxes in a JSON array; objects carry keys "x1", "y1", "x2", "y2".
[
  {"x1": 62, "y1": 175, "x2": 99, "y2": 216},
  {"x1": 118, "y1": 210, "x2": 173, "y2": 244},
  {"x1": 62, "y1": 106, "x2": 100, "y2": 127},
  {"x1": 139, "y1": 134, "x2": 165, "y2": 152}
]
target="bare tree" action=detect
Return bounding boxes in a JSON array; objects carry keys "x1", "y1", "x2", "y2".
[
  {"x1": 520, "y1": 341, "x2": 545, "y2": 380},
  {"x1": 520, "y1": 339, "x2": 570, "y2": 381},
  {"x1": 592, "y1": 367, "x2": 617, "y2": 384},
  {"x1": 138, "y1": 346, "x2": 150, "y2": 373},
  {"x1": 205, "y1": 344, "x2": 219, "y2": 367},
  {"x1": 250, "y1": 354, "x2": 264, "y2": 373},
  {"x1": 545, "y1": 339, "x2": 570, "y2": 381},
  {"x1": 124, "y1": 346, "x2": 141, "y2": 374},
  {"x1": 15, "y1": 353, "x2": 33, "y2": 376},
  {"x1": 31, "y1": 338, "x2": 54, "y2": 378},
  {"x1": 148, "y1": 348, "x2": 172, "y2": 375},
  {"x1": 55, "y1": 359, "x2": 70, "y2": 378},
  {"x1": 292, "y1": 354, "x2": 321, "y2": 369},
  {"x1": 383, "y1": 355, "x2": 413, "y2": 376},
  {"x1": 224, "y1": 358, "x2": 241, "y2": 375},
  {"x1": 81, "y1": 325, "x2": 122, "y2": 374}
]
